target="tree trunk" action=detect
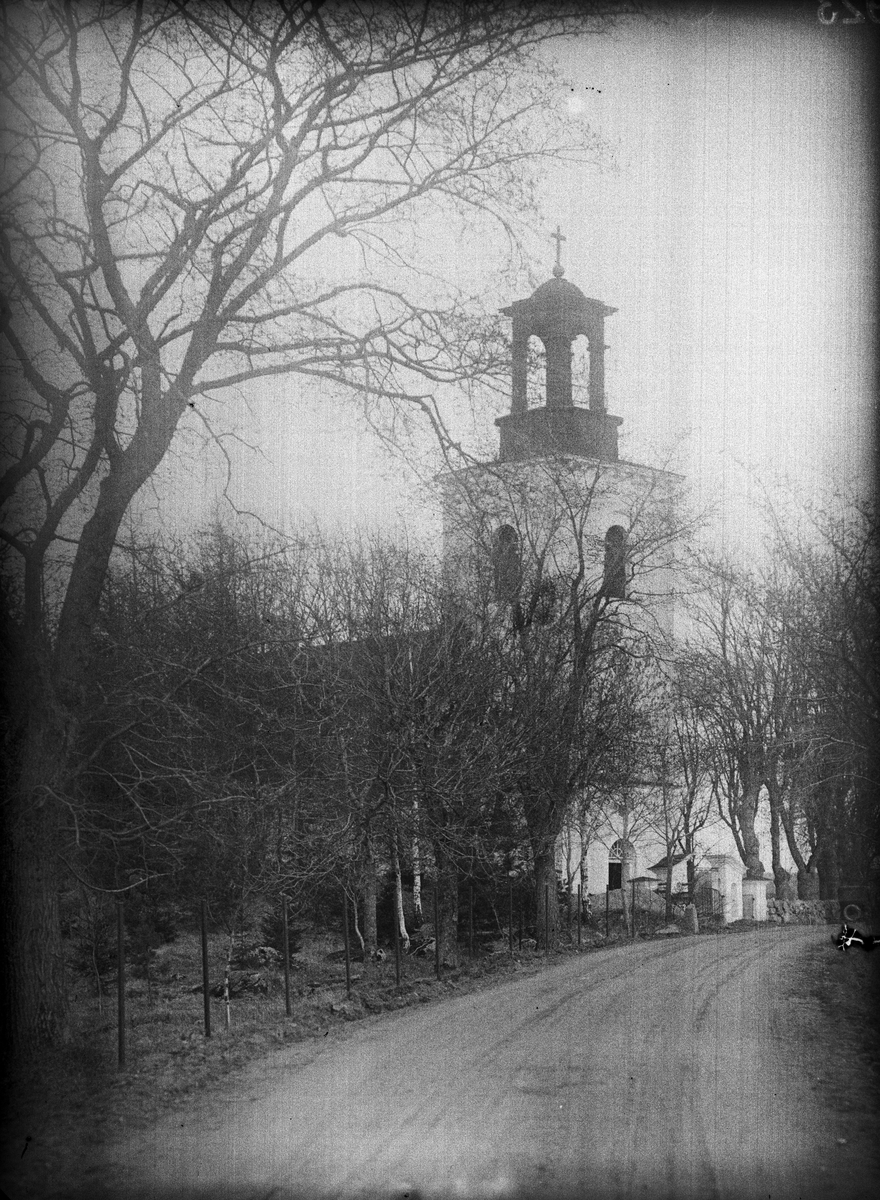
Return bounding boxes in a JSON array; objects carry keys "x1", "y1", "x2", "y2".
[
  {"x1": 351, "y1": 896, "x2": 365, "y2": 955},
  {"x1": 620, "y1": 843, "x2": 637, "y2": 936},
  {"x1": 684, "y1": 841, "x2": 697, "y2": 902},
  {"x1": 797, "y1": 864, "x2": 821, "y2": 900},
  {"x1": 768, "y1": 789, "x2": 788, "y2": 894},
  {"x1": 562, "y1": 826, "x2": 575, "y2": 896},
  {"x1": 412, "y1": 799, "x2": 423, "y2": 926},
  {"x1": 434, "y1": 850, "x2": 459, "y2": 968},
  {"x1": 775, "y1": 868, "x2": 796, "y2": 902},
  {"x1": 4, "y1": 706, "x2": 71, "y2": 1053},
  {"x1": 361, "y1": 840, "x2": 378, "y2": 979},
  {"x1": 534, "y1": 843, "x2": 558, "y2": 950},
  {"x1": 391, "y1": 832, "x2": 409, "y2": 952},
  {"x1": 777, "y1": 784, "x2": 812, "y2": 894},
  {"x1": 737, "y1": 789, "x2": 766, "y2": 879},
  {"x1": 817, "y1": 838, "x2": 840, "y2": 901},
  {"x1": 7, "y1": 434, "x2": 188, "y2": 1053}
]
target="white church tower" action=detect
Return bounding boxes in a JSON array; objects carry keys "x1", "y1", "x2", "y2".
[
  {"x1": 440, "y1": 237, "x2": 697, "y2": 924},
  {"x1": 441, "y1": 237, "x2": 682, "y2": 649}
]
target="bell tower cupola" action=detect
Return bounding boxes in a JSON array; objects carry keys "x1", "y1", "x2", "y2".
[{"x1": 496, "y1": 228, "x2": 623, "y2": 462}]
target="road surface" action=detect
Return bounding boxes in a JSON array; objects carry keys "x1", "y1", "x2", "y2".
[{"x1": 93, "y1": 927, "x2": 875, "y2": 1200}]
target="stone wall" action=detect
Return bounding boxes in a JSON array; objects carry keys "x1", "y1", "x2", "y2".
[{"x1": 766, "y1": 898, "x2": 838, "y2": 925}]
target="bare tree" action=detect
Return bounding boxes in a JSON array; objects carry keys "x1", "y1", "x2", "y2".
[
  {"x1": 665, "y1": 679, "x2": 713, "y2": 904},
  {"x1": 770, "y1": 499, "x2": 880, "y2": 893},
  {"x1": 297, "y1": 534, "x2": 426, "y2": 974},
  {"x1": 591, "y1": 660, "x2": 671, "y2": 933},
  {"x1": 681, "y1": 565, "x2": 773, "y2": 883},
  {"x1": 632, "y1": 672, "x2": 713, "y2": 921},
  {"x1": 682, "y1": 528, "x2": 877, "y2": 900},
  {"x1": 306, "y1": 533, "x2": 512, "y2": 970},
  {"x1": 77, "y1": 523, "x2": 330, "y2": 919},
  {"x1": 0, "y1": 0, "x2": 614, "y2": 1047},
  {"x1": 398, "y1": 601, "x2": 511, "y2": 967},
  {"x1": 445, "y1": 454, "x2": 692, "y2": 947},
  {"x1": 560, "y1": 791, "x2": 605, "y2": 901}
]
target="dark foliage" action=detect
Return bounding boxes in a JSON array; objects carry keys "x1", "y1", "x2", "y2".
[{"x1": 259, "y1": 909, "x2": 303, "y2": 959}]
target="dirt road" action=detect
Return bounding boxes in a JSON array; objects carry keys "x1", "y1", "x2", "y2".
[{"x1": 90, "y1": 928, "x2": 877, "y2": 1200}]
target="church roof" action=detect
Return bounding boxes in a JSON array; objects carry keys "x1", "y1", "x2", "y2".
[
  {"x1": 500, "y1": 274, "x2": 617, "y2": 319},
  {"x1": 648, "y1": 852, "x2": 693, "y2": 872},
  {"x1": 529, "y1": 275, "x2": 589, "y2": 305}
]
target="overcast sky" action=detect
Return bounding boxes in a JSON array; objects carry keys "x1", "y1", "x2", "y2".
[{"x1": 140, "y1": 4, "x2": 877, "y2": 557}]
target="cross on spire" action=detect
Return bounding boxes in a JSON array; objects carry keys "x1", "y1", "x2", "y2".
[{"x1": 552, "y1": 224, "x2": 566, "y2": 277}]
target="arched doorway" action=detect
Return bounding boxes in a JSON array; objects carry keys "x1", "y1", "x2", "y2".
[{"x1": 607, "y1": 838, "x2": 634, "y2": 890}]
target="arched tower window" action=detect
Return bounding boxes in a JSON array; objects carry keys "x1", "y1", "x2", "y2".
[
  {"x1": 492, "y1": 524, "x2": 522, "y2": 602},
  {"x1": 603, "y1": 525, "x2": 627, "y2": 599}
]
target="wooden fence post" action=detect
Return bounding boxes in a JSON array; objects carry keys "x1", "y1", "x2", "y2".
[
  {"x1": 200, "y1": 899, "x2": 211, "y2": 1039},
  {"x1": 434, "y1": 888, "x2": 441, "y2": 981},
  {"x1": 282, "y1": 895, "x2": 291, "y2": 1017},
  {"x1": 342, "y1": 891, "x2": 351, "y2": 998},
  {"x1": 393, "y1": 892, "x2": 401, "y2": 988},
  {"x1": 117, "y1": 900, "x2": 125, "y2": 1069}
]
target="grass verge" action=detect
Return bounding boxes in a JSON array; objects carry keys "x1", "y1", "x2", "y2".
[
  {"x1": 1, "y1": 925, "x2": 612, "y2": 1200},
  {"x1": 4, "y1": 919, "x2": 865, "y2": 1200}
]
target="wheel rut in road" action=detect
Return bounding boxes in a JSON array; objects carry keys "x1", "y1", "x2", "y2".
[{"x1": 95, "y1": 928, "x2": 876, "y2": 1200}]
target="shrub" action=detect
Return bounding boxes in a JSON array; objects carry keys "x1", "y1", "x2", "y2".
[
  {"x1": 259, "y1": 908, "x2": 303, "y2": 958},
  {"x1": 125, "y1": 892, "x2": 182, "y2": 977},
  {"x1": 69, "y1": 900, "x2": 116, "y2": 986}
]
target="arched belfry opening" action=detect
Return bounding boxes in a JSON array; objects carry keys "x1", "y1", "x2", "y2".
[
  {"x1": 525, "y1": 337, "x2": 546, "y2": 410},
  {"x1": 496, "y1": 228, "x2": 622, "y2": 462},
  {"x1": 571, "y1": 335, "x2": 592, "y2": 408}
]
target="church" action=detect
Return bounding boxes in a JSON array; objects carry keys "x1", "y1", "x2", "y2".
[{"x1": 439, "y1": 236, "x2": 763, "y2": 930}]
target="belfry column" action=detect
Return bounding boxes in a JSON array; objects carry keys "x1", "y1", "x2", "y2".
[
  {"x1": 511, "y1": 319, "x2": 528, "y2": 415},
  {"x1": 495, "y1": 230, "x2": 621, "y2": 462},
  {"x1": 588, "y1": 332, "x2": 606, "y2": 413}
]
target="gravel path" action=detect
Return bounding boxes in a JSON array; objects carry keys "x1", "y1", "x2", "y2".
[{"x1": 90, "y1": 927, "x2": 877, "y2": 1200}]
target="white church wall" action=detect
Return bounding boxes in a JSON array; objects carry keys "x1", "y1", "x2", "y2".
[
  {"x1": 701, "y1": 854, "x2": 747, "y2": 923},
  {"x1": 557, "y1": 798, "x2": 790, "y2": 923},
  {"x1": 558, "y1": 819, "x2": 694, "y2": 901},
  {"x1": 741, "y1": 879, "x2": 769, "y2": 921},
  {"x1": 438, "y1": 265, "x2": 733, "y2": 932},
  {"x1": 692, "y1": 800, "x2": 795, "y2": 890},
  {"x1": 440, "y1": 454, "x2": 682, "y2": 644}
]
